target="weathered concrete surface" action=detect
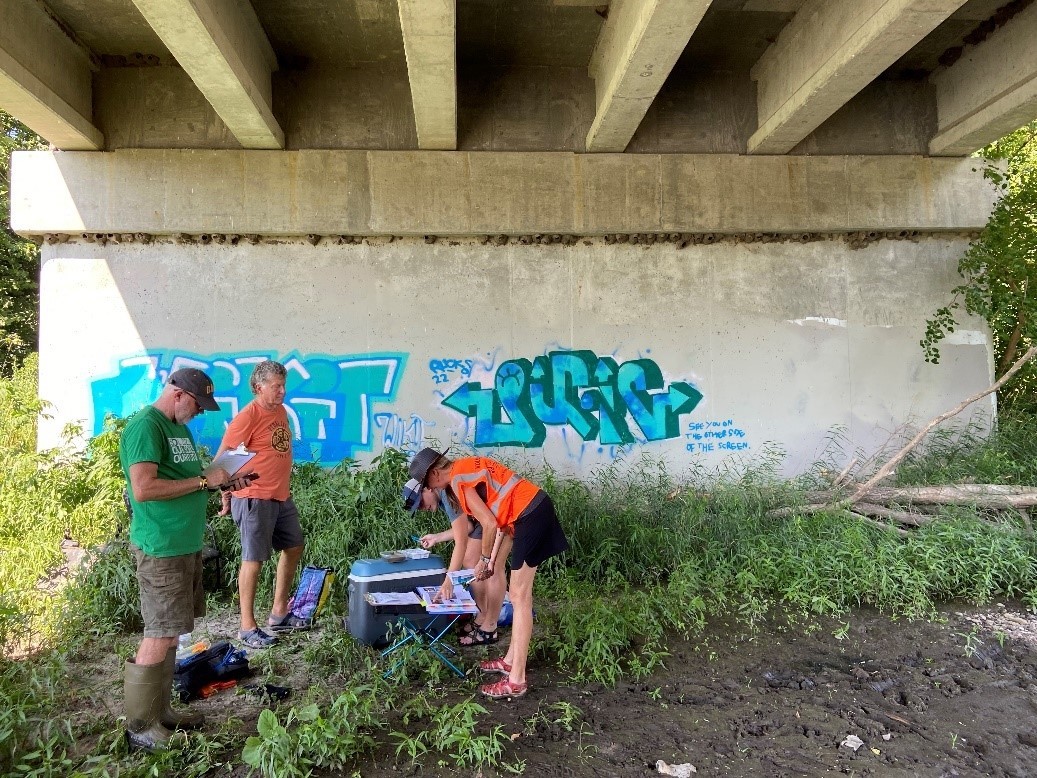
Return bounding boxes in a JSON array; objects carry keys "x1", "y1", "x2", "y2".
[
  {"x1": 129, "y1": 0, "x2": 283, "y2": 149},
  {"x1": 11, "y1": 150, "x2": 998, "y2": 237},
  {"x1": 35, "y1": 237, "x2": 992, "y2": 476},
  {"x1": 0, "y1": 0, "x2": 102, "y2": 149},
  {"x1": 397, "y1": 0, "x2": 456, "y2": 150},
  {"x1": 930, "y1": 0, "x2": 1037, "y2": 156},
  {"x1": 748, "y1": 0, "x2": 968, "y2": 154},
  {"x1": 585, "y1": 0, "x2": 711, "y2": 152}
]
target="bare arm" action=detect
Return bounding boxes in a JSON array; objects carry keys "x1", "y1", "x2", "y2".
[
  {"x1": 436, "y1": 515, "x2": 472, "y2": 601},
  {"x1": 459, "y1": 487, "x2": 498, "y2": 559},
  {"x1": 128, "y1": 461, "x2": 228, "y2": 502}
]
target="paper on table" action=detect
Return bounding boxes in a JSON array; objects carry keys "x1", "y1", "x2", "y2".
[
  {"x1": 211, "y1": 444, "x2": 256, "y2": 476},
  {"x1": 415, "y1": 585, "x2": 479, "y2": 614}
]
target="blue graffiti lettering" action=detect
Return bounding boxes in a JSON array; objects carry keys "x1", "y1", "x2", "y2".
[
  {"x1": 91, "y1": 350, "x2": 406, "y2": 465},
  {"x1": 442, "y1": 350, "x2": 702, "y2": 448}
]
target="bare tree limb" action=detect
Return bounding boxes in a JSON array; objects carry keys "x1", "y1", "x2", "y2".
[{"x1": 848, "y1": 345, "x2": 1037, "y2": 505}]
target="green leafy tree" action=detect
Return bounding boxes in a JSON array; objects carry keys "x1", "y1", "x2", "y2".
[
  {"x1": 922, "y1": 121, "x2": 1037, "y2": 414},
  {"x1": 1, "y1": 111, "x2": 45, "y2": 376}
]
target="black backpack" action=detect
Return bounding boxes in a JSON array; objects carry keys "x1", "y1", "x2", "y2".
[{"x1": 173, "y1": 641, "x2": 252, "y2": 702}]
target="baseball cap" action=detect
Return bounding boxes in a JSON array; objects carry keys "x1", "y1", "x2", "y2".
[
  {"x1": 167, "y1": 368, "x2": 220, "y2": 411},
  {"x1": 401, "y1": 478, "x2": 423, "y2": 514}
]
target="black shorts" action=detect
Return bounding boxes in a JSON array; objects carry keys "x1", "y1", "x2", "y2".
[{"x1": 510, "y1": 493, "x2": 569, "y2": 570}]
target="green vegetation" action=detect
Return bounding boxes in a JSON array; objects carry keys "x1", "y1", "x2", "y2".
[
  {"x1": 923, "y1": 120, "x2": 1037, "y2": 413},
  {"x1": 4, "y1": 357, "x2": 1037, "y2": 775},
  {"x1": 1, "y1": 111, "x2": 45, "y2": 376}
]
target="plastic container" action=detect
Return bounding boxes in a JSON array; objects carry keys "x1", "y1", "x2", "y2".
[{"x1": 346, "y1": 555, "x2": 446, "y2": 646}]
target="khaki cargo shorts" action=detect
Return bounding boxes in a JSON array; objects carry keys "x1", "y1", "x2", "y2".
[{"x1": 131, "y1": 544, "x2": 205, "y2": 638}]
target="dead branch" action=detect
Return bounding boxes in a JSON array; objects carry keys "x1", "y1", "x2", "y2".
[
  {"x1": 853, "y1": 503, "x2": 934, "y2": 526},
  {"x1": 839, "y1": 510, "x2": 910, "y2": 537},
  {"x1": 848, "y1": 345, "x2": 1037, "y2": 505}
]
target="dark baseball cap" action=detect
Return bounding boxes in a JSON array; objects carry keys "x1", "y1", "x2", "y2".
[
  {"x1": 167, "y1": 368, "x2": 220, "y2": 411},
  {"x1": 402, "y1": 478, "x2": 423, "y2": 514}
]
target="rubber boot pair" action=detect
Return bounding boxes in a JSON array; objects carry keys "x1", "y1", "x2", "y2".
[{"x1": 124, "y1": 648, "x2": 203, "y2": 752}]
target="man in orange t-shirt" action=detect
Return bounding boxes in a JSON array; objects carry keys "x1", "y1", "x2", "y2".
[{"x1": 216, "y1": 360, "x2": 305, "y2": 649}]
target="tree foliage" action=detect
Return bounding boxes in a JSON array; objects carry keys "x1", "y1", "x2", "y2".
[
  {"x1": 922, "y1": 121, "x2": 1037, "y2": 414},
  {"x1": 1, "y1": 111, "x2": 45, "y2": 376}
]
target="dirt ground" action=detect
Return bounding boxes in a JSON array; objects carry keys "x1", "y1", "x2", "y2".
[
  {"x1": 153, "y1": 602, "x2": 1037, "y2": 777},
  {"x1": 67, "y1": 601, "x2": 1037, "y2": 775}
]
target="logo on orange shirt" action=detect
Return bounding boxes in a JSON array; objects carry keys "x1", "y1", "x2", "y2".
[{"x1": 271, "y1": 427, "x2": 291, "y2": 453}]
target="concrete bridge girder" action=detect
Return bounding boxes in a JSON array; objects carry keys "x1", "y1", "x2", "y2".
[{"x1": 0, "y1": 0, "x2": 1034, "y2": 155}]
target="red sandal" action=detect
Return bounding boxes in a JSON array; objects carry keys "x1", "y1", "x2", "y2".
[
  {"x1": 479, "y1": 657, "x2": 512, "y2": 675},
  {"x1": 481, "y1": 678, "x2": 528, "y2": 699}
]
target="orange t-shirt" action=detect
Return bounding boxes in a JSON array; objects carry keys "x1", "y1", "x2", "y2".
[
  {"x1": 219, "y1": 401, "x2": 292, "y2": 501},
  {"x1": 449, "y1": 457, "x2": 539, "y2": 533}
]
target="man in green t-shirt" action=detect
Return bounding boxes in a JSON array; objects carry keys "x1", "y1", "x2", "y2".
[{"x1": 118, "y1": 367, "x2": 254, "y2": 751}]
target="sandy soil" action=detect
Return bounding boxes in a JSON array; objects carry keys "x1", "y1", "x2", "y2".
[{"x1": 82, "y1": 603, "x2": 1037, "y2": 776}]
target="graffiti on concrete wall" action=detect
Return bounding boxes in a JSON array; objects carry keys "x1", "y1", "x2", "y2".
[
  {"x1": 685, "y1": 419, "x2": 750, "y2": 453},
  {"x1": 91, "y1": 350, "x2": 406, "y2": 464},
  {"x1": 440, "y1": 349, "x2": 704, "y2": 448},
  {"x1": 373, "y1": 411, "x2": 431, "y2": 457}
]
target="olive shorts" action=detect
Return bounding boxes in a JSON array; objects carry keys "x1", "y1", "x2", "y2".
[{"x1": 131, "y1": 543, "x2": 205, "y2": 638}]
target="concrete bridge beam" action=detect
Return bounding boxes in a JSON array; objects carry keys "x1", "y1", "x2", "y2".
[
  {"x1": 10, "y1": 150, "x2": 997, "y2": 238},
  {"x1": 749, "y1": 0, "x2": 969, "y2": 155},
  {"x1": 585, "y1": 0, "x2": 711, "y2": 152},
  {"x1": 129, "y1": 0, "x2": 283, "y2": 149},
  {"x1": 0, "y1": 0, "x2": 102, "y2": 150},
  {"x1": 929, "y1": 1, "x2": 1037, "y2": 156},
  {"x1": 397, "y1": 0, "x2": 456, "y2": 150}
]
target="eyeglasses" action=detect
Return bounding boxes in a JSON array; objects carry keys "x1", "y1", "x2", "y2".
[{"x1": 178, "y1": 389, "x2": 202, "y2": 412}]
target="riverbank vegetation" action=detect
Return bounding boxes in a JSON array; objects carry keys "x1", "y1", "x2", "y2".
[{"x1": 3, "y1": 355, "x2": 1037, "y2": 775}]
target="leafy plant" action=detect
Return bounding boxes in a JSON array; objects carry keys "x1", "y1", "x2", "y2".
[{"x1": 922, "y1": 121, "x2": 1037, "y2": 414}]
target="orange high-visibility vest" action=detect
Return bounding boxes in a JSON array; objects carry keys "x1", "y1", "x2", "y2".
[{"x1": 449, "y1": 457, "x2": 539, "y2": 532}]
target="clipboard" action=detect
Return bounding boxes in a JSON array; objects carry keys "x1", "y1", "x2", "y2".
[{"x1": 211, "y1": 445, "x2": 256, "y2": 476}]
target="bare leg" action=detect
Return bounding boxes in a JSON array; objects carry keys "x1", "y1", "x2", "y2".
[
  {"x1": 481, "y1": 534, "x2": 511, "y2": 633},
  {"x1": 270, "y1": 545, "x2": 303, "y2": 618},
  {"x1": 463, "y1": 537, "x2": 487, "y2": 618},
  {"x1": 239, "y1": 560, "x2": 262, "y2": 632},
  {"x1": 503, "y1": 563, "x2": 536, "y2": 685},
  {"x1": 135, "y1": 636, "x2": 178, "y2": 665}
]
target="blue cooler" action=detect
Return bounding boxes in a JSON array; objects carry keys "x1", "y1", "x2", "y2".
[{"x1": 346, "y1": 555, "x2": 447, "y2": 646}]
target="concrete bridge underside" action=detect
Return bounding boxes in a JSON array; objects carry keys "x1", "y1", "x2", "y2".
[{"x1": 4, "y1": 0, "x2": 1035, "y2": 474}]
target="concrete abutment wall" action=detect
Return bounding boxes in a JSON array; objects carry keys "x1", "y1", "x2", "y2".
[{"x1": 13, "y1": 150, "x2": 998, "y2": 476}]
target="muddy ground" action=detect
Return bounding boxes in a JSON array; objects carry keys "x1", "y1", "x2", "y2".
[{"x1": 80, "y1": 603, "x2": 1037, "y2": 776}]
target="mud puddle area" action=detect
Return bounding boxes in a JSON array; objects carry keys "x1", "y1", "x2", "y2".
[{"x1": 354, "y1": 604, "x2": 1037, "y2": 777}]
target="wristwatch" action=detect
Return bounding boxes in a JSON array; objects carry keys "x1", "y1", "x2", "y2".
[
  {"x1": 480, "y1": 555, "x2": 491, "y2": 564},
  {"x1": 198, "y1": 476, "x2": 208, "y2": 491}
]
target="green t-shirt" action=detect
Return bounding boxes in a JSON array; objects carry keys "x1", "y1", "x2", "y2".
[{"x1": 119, "y1": 405, "x2": 209, "y2": 557}]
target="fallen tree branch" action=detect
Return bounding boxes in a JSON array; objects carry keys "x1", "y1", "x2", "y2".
[
  {"x1": 853, "y1": 503, "x2": 934, "y2": 527},
  {"x1": 848, "y1": 345, "x2": 1037, "y2": 505}
]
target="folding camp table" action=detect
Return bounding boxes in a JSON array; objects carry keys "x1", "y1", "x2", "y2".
[
  {"x1": 377, "y1": 607, "x2": 467, "y2": 679},
  {"x1": 365, "y1": 574, "x2": 478, "y2": 679}
]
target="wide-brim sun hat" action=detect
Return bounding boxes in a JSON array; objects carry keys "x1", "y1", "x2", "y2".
[{"x1": 408, "y1": 446, "x2": 449, "y2": 486}]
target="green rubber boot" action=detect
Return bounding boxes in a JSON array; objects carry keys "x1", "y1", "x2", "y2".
[
  {"x1": 160, "y1": 648, "x2": 205, "y2": 730},
  {"x1": 124, "y1": 657, "x2": 178, "y2": 752}
]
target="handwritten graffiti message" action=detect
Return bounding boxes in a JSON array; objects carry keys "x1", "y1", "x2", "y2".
[
  {"x1": 91, "y1": 350, "x2": 406, "y2": 465},
  {"x1": 441, "y1": 350, "x2": 703, "y2": 447},
  {"x1": 429, "y1": 358, "x2": 475, "y2": 384},
  {"x1": 685, "y1": 419, "x2": 751, "y2": 453},
  {"x1": 373, "y1": 411, "x2": 429, "y2": 457}
]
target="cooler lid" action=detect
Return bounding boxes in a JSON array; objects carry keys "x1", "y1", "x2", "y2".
[{"x1": 349, "y1": 554, "x2": 445, "y2": 579}]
